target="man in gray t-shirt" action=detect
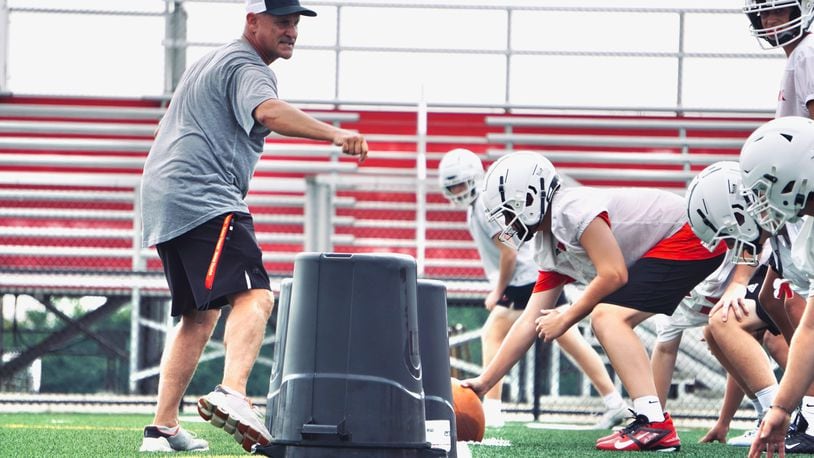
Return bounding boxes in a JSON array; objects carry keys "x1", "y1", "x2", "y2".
[{"x1": 138, "y1": 0, "x2": 368, "y2": 454}]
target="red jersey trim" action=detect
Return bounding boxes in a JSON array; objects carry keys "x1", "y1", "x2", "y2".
[
  {"x1": 642, "y1": 223, "x2": 727, "y2": 261},
  {"x1": 596, "y1": 211, "x2": 611, "y2": 228},
  {"x1": 533, "y1": 270, "x2": 575, "y2": 293}
]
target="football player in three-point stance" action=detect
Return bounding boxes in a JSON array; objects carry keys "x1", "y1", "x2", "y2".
[
  {"x1": 683, "y1": 162, "x2": 790, "y2": 447},
  {"x1": 742, "y1": 117, "x2": 814, "y2": 457},
  {"x1": 463, "y1": 151, "x2": 725, "y2": 452},
  {"x1": 438, "y1": 149, "x2": 628, "y2": 430}
]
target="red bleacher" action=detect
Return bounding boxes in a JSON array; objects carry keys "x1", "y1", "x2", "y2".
[{"x1": 0, "y1": 94, "x2": 769, "y2": 296}]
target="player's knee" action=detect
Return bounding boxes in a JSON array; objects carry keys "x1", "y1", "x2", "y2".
[
  {"x1": 706, "y1": 312, "x2": 728, "y2": 334},
  {"x1": 702, "y1": 325, "x2": 713, "y2": 342},
  {"x1": 180, "y1": 309, "x2": 220, "y2": 337},
  {"x1": 589, "y1": 306, "x2": 614, "y2": 336},
  {"x1": 255, "y1": 290, "x2": 274, "y2": 319}
]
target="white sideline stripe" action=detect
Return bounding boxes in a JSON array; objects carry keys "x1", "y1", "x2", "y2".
[
  {"x1": 2, "y1": 423, "x2": 141, "y2": 432},
  {"x1": 525, "y1": 422, "x2": 603, "y2": 431}
]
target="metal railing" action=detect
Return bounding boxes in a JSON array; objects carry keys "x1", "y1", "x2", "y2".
[{"x1": 0, "y1": 1, "x2": 780, "y2": 115}]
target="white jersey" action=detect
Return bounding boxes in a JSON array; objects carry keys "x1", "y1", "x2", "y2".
[
  {"x1": 791, "y1": 216, "x2": 814, "y2": 293},
  {"x1": 688, "y1": 250, "x2": 737, "y2": 303},
  {"x1": 533, "y1": 187, "x2": 685, "y2": 284},
  {"x1": 654, "y1": 292, "x2": 710, "y2": 343},
  {"x1": 774, "y1": 219, "x2": 814, "y2": 297},
  {"x1": 467, "y1": 196, "x2": 539, "y2": 287},
  {"x1": 776, "y1": 34, "x2": 814, "y2": 118}
]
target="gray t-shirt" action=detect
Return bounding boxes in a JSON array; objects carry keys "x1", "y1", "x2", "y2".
[{"x1": 140, "y1": 39, "x2": 278, "y2": 247}]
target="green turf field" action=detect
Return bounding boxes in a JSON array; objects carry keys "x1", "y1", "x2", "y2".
[{"x1": 0, "y1": 412, "x2": 783, "y2": 457}]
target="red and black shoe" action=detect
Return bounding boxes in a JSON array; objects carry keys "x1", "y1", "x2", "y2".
[
  {"x1": 595, "y1": 409, "x2": 638, "y2": 444},
  {"x1": 595, "y1": 412, "x2": 681, "y2": 452}
]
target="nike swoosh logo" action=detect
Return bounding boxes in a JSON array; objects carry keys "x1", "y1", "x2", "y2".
[
  {"x1": 614, "y1": 440, "x2": 635, "y2": 449},
  {"x1": 788, "y1": 443, "x2": 801, "y2": 449}
]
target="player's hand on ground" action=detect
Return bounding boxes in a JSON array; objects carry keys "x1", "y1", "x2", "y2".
[
  {"x1": 749, "y1": 409, "x2": 790, "y2": 458},
  {"x1": 484, "y1": 289, "x2": 501, "y2": 311},
  {"x1": 711, "y1": 283, "x2": 749, "y2": 322},
  {"x1": 333, "y1": 129, "x2": 368, "y2": 163},
  {"x1": 536, "y1": 309, "x2": 567, "y2": 342},
  {"x1": 698, "y1": 422, "x2": 728, "y2": 443},
  {"x1": 459, "y1": 377, "x2": 489, "y2": 398}
]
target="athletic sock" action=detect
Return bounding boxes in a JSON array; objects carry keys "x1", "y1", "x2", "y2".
[
  {"x1": 150, "y1": 425, "x2": 179, "y2": 435},
  {"x1": 218, "y1": 384, "x2": 246, "y2": 398},
  {"x1": 603, "y1": 391, "x2": 625, "y2": 410},
  {"x1": 482, "y1": 398, "x2": 502, "y2": 411},
  {"x1": 755, "y1": 385, "x2": 778, "y2": 419},
  {"x1": 633, "y1": 395, "x2": 665, "y2": 422},
  {"x1": 802, "y1": 395, "x2": 814, "y2": 434},
  {"x1": 749, "y1": 397, "x2": 764, "y2": 420}
]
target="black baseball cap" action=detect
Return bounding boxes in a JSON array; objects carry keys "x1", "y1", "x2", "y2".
[{"x1": 246, "y1": 0, "x2": 317, "y2": 17}]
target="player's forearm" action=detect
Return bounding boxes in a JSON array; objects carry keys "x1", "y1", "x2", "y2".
[
  {"x1": 772, "y1": 302, "x2": 814, "y2": 411},
  {"x1": 494, "y1": 251, "x2": 516, "y2": 294},
  {"x1": 562, "y1": 274, "x2": 626, "y2": 328},
  {"x1": 717, "y1": 374, "x2": 746, "y2": 426},
  {"x1": 480, "y1": 309, "x2": 537, "y2": 388},
  {"x1": 730, "y1": 263, "x2": 757, "y2": 288},
  {"x1": 256, "y1": 99, "x2": 340, "y2": 142}
]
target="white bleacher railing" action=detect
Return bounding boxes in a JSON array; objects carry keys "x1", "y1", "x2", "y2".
[
  {"x1": 485, "y1": 114, "x2": 763, "y2": 190},
  {"x1": 0, "y1": 98, "x2": 757, "y2": 416},
  {"x1": 0, "y1": 2, "x2": 782, "y2": 115}
]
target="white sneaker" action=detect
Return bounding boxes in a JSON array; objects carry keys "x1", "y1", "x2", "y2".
[
  {"x1": 139, "y1": 425, "x2": 209, "y2": 453},
  {"x1": 727, "y1": 420, "x2": 759, "y2": 447},
  {"x1": 197, "y1": 385, "x2": 271, "y2": 453},
  {"x1": 591, "y1": 405, "x2": 630, "y2": 430},
  {"x1": 483, "y1": 398, "x2": 505, "y2": 428}
]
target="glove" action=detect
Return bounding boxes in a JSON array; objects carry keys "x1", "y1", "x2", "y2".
[{"x1": 773, "y1": 278, "x2": 793, "y2": 300}]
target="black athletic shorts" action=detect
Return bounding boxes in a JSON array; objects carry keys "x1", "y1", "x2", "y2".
[
  {"x1": 156, "y1": 212, "x2": 271, "y2": 317},
  {"x1": 496, "y1": 282, "x2": 567, "y2": 310},
  {"x1": 751, "y1": 264, "x2": 780, "y2": 336},
  {"x1": 600, "y1": 254, "x2": 726, "y2": 315}
]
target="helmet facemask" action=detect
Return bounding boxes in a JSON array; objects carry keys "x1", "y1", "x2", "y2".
[
  {"x1": 687, "y1": 161, "x2": 763, "y2": 265},
  {"x1": 438, "y1": 148, "x2": 484, "y2": 208},
  {"x1": 487, "y1": 174, "x2": 556, "y2": 250},
  {"x1": 443, "y1": 177, "x2": 479, "y2": 207},
  {"x1": 742, "y1": 174, "x2": 810, "y2": 233},
  {"x1": 744, "y1": 0, "x2": 811, "y2": 49},
  {"x1": 739, "y1": 116, "x2": 814, "y2": 236},
  {"x1": 481, "y1": 151, "x2": 561, "y2": 251}
]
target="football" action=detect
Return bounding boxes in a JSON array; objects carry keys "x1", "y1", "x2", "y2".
[{"x1": 450, "y1": 377, "x2": 485, "y2": 442}]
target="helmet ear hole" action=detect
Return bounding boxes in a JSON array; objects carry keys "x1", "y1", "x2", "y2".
[
  {"x1": 782, "y1": 181, "x2": 796, "y2": 194},
  {"x1": 525, "y1": 193, "x2": 534, "y2": 207},
  {"x1": 735, "y1": 213, "x2": 746, "y2": 226}
]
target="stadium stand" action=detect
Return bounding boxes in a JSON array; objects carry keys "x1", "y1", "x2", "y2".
[
  {"x1": 0, "y1": 96, "x2": 774, "y2": 297},
  {"x1": 485, "y1": 115, "x2": 767, "y2": 191},
  {"x1": 0, "y1": 96, "x2": 360, "y2": 297},
  {"x1": 0, "y1": 95, "x2": 778, "y2": 417}
]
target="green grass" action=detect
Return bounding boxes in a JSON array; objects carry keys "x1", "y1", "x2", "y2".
[{"x1": 0, "y1": 412, "x2": 768, "y2": 457}]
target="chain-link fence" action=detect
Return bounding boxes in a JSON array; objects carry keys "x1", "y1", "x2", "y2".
[{"x1": 0, "y1": 1, "x2": 787, "y2": 425}]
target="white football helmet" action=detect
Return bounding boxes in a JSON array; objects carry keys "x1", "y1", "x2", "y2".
[
  {"x1": 481, "y1": 151, "x2": 561, "y2": 249},
  {"x1": 740, "y1": 116, "x2": 814, "y2": 234},
  {"x1": 438, "y1": 148, "x2": 484, "y2": 207},
  {"x1": 744, "y1": 0, "x2": 814, "y2": 49},
  {"x1": 686, "y1": 161, "x2": 763, "y2": 265}
]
